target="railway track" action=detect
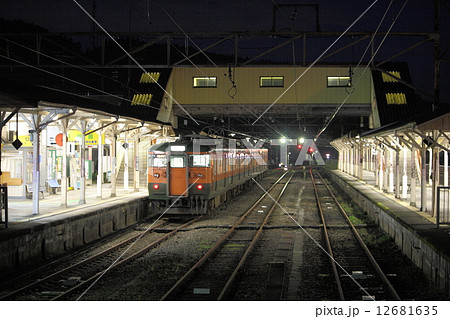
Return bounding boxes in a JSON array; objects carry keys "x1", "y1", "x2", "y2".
[
  {"x1": 310, "y1": 168, "x2": 400, "y2": 301},
  {"x1": 0, "y1": 217, "x2": 200, "y2": 301},
  {"x1": 160, "y1": 171, "x2": 295, "y2": 301}
]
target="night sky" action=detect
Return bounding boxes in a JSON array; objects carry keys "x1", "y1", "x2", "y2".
[
  {"x1": 0, "y1": 0, "x2": 438, "y2": 33},
  {"x1": 1, "y1": 0, "x2": 449, "y2": 104}
]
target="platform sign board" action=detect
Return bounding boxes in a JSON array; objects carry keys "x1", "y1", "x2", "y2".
[
  {"x1": 47, "y1": 127, "x2": 62, "y2": 146},
  {"x1": 67, "y1": 130, "x2": 105, "y2": 146},
  {"x1": 18, "y1": 135, "x2": 32, "y2": 148}
]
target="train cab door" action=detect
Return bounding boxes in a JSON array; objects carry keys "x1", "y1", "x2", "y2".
[{"x1": 168, "y1": 153, "x2": 188, "y2": 197}]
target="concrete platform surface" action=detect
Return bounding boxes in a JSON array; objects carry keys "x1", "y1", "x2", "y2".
[
  {"x1": 1, "y1": 184, "x2": 148, "y2": 225},
  {"x1": 331, "y1": 170, "x2": 450, "y2": 260}
]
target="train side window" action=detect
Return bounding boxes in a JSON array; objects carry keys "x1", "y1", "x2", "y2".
[
  {"x1": 170, "y1": 156, "x2": 186, "y2": 168},
  {"x1": 190, "y1": 154, "x2": 210, "y2": 167},
  {"x1": 150, "y1": 154, "x2": 167, "y2": 167}
]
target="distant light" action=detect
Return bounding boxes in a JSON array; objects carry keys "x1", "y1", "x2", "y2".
[
  {"x1": 229, "y1": 133, "x2": 236, "y2": 137},
  {"x1": 153, "y1": 184, "x2": 159, "y2": 190},
  {"x1": 280, "y1": 138, "x2": 286, "y2": 143},
  {"x1": 326, "y1": 153, "x2": 331, "y2": 159},
  {"x1": 197, "y1": 184, "x2": 204, "y2": 190},
  {"x1": 170, "y1": 145, "x2": 186, "y2": 152},
  {"x1": 298, "y1": 137, "x2": 305, "y2": 144}
]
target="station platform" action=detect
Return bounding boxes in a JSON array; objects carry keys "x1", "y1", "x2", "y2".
[
  {"x1": 328, "y1": 169, "x2": 450, "y2": 296},
  {"x1": 331, "y1": 170, "x2": 450, "y2": 255},
  {"x1": 0, "y1": 184, "x2": 150, "y2": 273},
  {"x1": 1, "y1": 184, "x2": 148, "y2": 225}
]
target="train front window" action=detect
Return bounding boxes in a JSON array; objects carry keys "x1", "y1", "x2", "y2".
[
  {"x1": 170, "y1": 156, "x2": 186, "y2": 168},
  {"x1": 190, "y1": 154, "x2": 210, "y2": 167},
  {"x1": 150, "y1": 154, "x2": 167, "y2": 167}
]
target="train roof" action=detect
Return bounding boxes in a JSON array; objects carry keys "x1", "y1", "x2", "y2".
[{"x1": 148, "y1": 136, "x2": 267, "y2": 153}]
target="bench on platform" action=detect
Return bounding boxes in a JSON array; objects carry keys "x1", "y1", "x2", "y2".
[
  {"x1": 25, "y1": 184, "x2": 45, "y2": 199},
  {"x1": 48, "y1": 179, "x2": 61, "y2": 194}
]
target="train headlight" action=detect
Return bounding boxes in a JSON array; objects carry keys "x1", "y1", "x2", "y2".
[
  {"x1": 196, "y1": 184, "x2": 204, "y2": 190},
  {"x1": 153, "y1": 173, "x2": 160, "y2": 178},
  {"x1": 153, "y1": 184, "x2": 159, "y2": 190}
]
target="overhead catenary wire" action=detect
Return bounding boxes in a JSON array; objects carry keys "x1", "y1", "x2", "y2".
[
  {"x1": 0, "y1": 54, "x2": 163, "y2": 111},
  {"x1": 0, "y1": 41, "x2": 267, "y2": 153},
  {"x1": 1, "y1": 30, "x2": 266, "y2": 143},
  {"x1": 315, "y1": 0, "x2": 408, "y2": 141},
  {"x1": 165, "y1": 40, "x2": 284, "y2": 138},
  {"x1": 121, "y1": 0, "x2": 283, "y2": 138},
  {"x1": 0, "y1": 37, "x2": 142, "y2": 97},
  {"x1": 315, "y1": 0, "x2": 395, "y2": 140},
  {"x1": 252, "y1": 0, "x2": 380, "y2": 125},
  {"x1": 124, "y1": 0, "x2": 282, "y2": 136},
  {"x1": 119, "y1": 0, "x2": 287, "y2": 138},
  {"x1": 150, "y1": 2, "x2": 285, "y2": 138},
  {"x1": 76, "y1": 178, "x2": 201, "y2": 301},
  {"x1": 154, "y1": 0, "x2": 218, "y2": 68},
  {"x1": 71, "y1": 0, "x2": 199, "y2": 126},
  {"x1": 152, "y1": 1, "x2": 281, "y2": 136}
]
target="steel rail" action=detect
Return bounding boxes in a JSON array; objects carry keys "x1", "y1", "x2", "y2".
[
  {"x1": 309, "y1": 168, "x2": 345, "y2": 301},
  {"x1": 0, "y1": 220, "x2": 168, "y2": 301},
  {"x1": 52, "y1": 217, "x2": 201, "y2": 301},
  {"x1": 160, "y1": 171, "x2": 290, "y2": 301},
  {"x1": 316, "y1": 170, "x2": 401, "y2": 301},
  {"x1": 0, "y1": 219, "x2": 161, "y2": 290},
  {"x1": 217, "y1": 171, "x2": 295, "y2": 300}
]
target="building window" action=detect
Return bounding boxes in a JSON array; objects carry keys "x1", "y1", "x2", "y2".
[
  {"x1": 140, "y1": 72, "x2": 160, "y2": 83},
  {"x1": 385, "y1": 93, "x2": 407, "y2": 105},
  {"x1": 193, "y1": 76, "x2": 217, "y2": 87},
  {"x1": 382, "y1": 71, "x2": 401, "y2": 83},
  {"x1": 131, "y1": 94, "x2": 152, "y2": 105},
  {"x1": 327, "y1": 76, "x2": 351, "y2": 87},
  {"x1": 260, "y1": 76, "x2": 284, "y2": 87}
]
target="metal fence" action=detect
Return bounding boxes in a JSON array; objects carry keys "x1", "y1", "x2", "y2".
[{"x1": 437, "y1": 186, "x2": 450, "y2": 227}]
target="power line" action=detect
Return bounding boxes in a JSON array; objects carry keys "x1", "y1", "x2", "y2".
[
  {"x1": 0, "y1": 54, "x2": 160, "y2": 110},
  {"x1": 315, "y1": 0, "x2": 409, "y2": 141},
  {"x1": 72, "y1": 0, "x2": 199, "y2": 125},
  {"x1": 252, "y1": 0, "x2": 380, "y2": 125},
  {"x1": 0, "y1": 36, "x2": 141, "y2": 96},
  {"x1": 148, "y1": 2, "x2": 284, "y2": 138}
]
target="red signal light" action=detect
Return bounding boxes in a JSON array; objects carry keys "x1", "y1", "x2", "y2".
[
  {"x1": 297, "y1": 144, "x2": 302, "y2": 150},
  {"x1": 153, "y1": 184, "x2": 159, "y2": 190},
  {"x1": 308, "y1": 147, "x2": 314, "y2": 154},
  {"x1": 196, "y1": 184, "x2": 204, "y2": 190}
]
